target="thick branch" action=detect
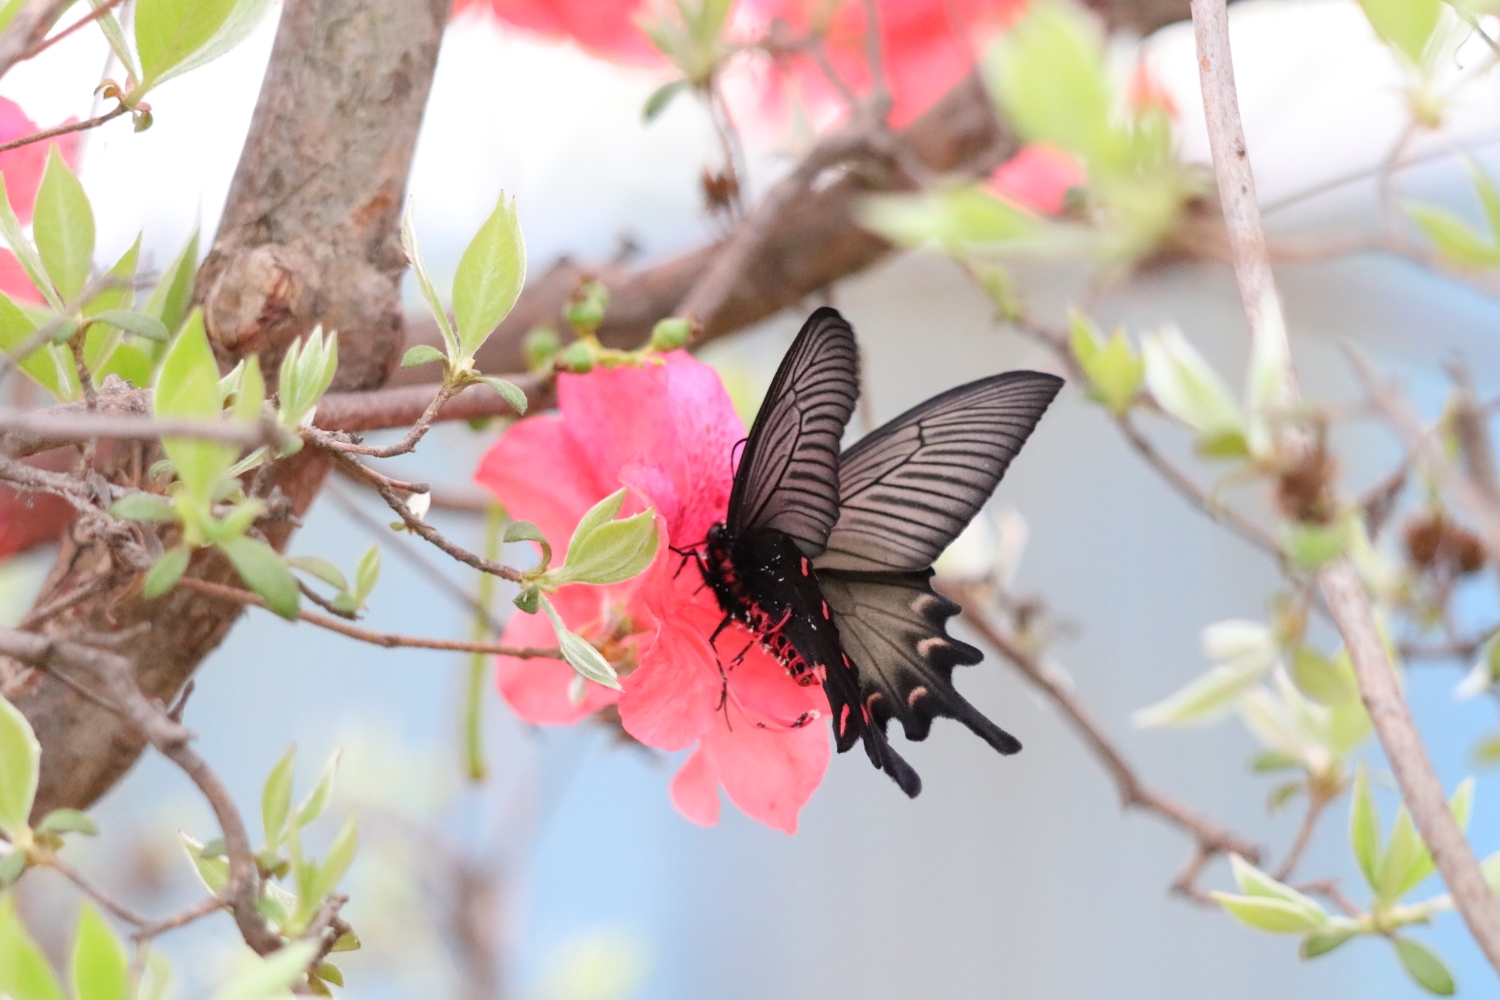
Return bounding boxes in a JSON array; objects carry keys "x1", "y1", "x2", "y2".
[{"x1": 1189, "y1": 0, "x2": 1500, "y2": 971}]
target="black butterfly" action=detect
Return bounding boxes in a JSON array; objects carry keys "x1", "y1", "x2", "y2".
[{"x1": 694, "y1": 306, "x2": 1063, "y2": 796}]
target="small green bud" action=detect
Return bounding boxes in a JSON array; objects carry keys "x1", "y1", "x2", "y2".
[
  {"x1": 565, "y1": 296, "x2": 606, "y2": 334},
  {"x1": 560, "y1": 340, "x2": 595, "y2": 373},
  {"x1": 650, "y1": 317, "x2": 693, "y2": 351},
  {"x1": 522, "y1": 325, "x2": 561, "y2": 370},
  {"x1": 513, "y1": 586, "x2": 540, "y2": 614}
]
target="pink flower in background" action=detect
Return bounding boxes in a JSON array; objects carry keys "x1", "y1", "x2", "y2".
[
  {"x1": 475, "y1": 354, "x2": 830, "y2": 833},
  {"x1": 988, "y1": 144, "x2": 1085, "y2": 215},
  {"x1": 451, "y1": 0, "x2": 660, "y2": 63}
]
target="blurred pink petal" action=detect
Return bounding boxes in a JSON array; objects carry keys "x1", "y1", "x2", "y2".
[
  {"x1": 494, "y1": 583, "x2": 624, "y2": 725},
  {"x1": 0, "y1": 249, "x2": 40, "y2": 304},
  {"x1": 0, "y1": 98, "x2": 80, "y2": 224},
  {"x1": 453, "y1": 0, "x2": 662, "y2": 64},
  {"x1": 989, "y1": 144, "x2": 1085, "y2": 215}
]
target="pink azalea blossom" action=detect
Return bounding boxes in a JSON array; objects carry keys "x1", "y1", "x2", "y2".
[
  {"x1": 988, "y1": 144, "x2": 1085, "y2": 215},
  {"x1": 475, "y1": 353, "x2": 831, "y2": 833}
]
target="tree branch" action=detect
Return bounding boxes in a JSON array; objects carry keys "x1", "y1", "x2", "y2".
[{"x1": 1188, "y1": 0, "x2": 1500, "y2": 970}]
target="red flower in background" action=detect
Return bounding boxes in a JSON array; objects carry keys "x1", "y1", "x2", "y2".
[
  {"x1": 476, "y1": 354, "x2": 830, "y2": 832},
  {"x1": 450, "y1": 0, "x2": 660, "y2": 63},
  {"x1": 988, "y1": 143, "x2": 1085, "y2": 215}
]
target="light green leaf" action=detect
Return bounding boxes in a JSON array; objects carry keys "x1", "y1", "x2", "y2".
[
  {"x1": 88, "y1": 310, "x2": 169, "y2": 343},
  {"x1": 179, "y1": 833, "x2": 228, "y2": 894},
  {"x1": 1378, "y1": 805, "x2": 1427, "y2": 902},
  {"x1": 0, "y1": 174, "x2": 59, "y2": 310},
  {"x1": 139, "y1": 951, "x2": 173, "y2": 1000},
  {"x1": 1301, "y1": 919, "x2": 1360, "y2": 959},
  {"x1": 314, "y1": 963, "x2": 342, "y2": 987},
  {"x1": 277, "y1": 328, "x2": 337, "y2": 429},
  {"x1": 305, "y1": 816, "x2": 357, "y2": 912},
  {"x1": 400, "y1": 202, "x2": 457, "y2": 361},
  {"x1": 36, "y1": 808, "x2": 97, "y2": 837},
  {"x1": 134, "y1": 0, "x2": 238, "y2": 87},
  {"x1": 643, "y1": 79, "x2": 688, "y2": 122},
  {"x1": 478, "y1": 375, "x2": 527, "y2": 414},
  {"x1": 1288, "y1": 645, "x2": 1357, "y2": 704},
  {"x1": 1131, "y1": 659, "x2": 1265, "y2": 728},
  {"x1": 1351, "y1": 764, "x2": 1381, "y2": 891},
  {"x1": 1465, "y1": 159, "x2": 1500, "y2": 244},
  {"x1": 0, "y1": 894, "x2": 66, "y2": 1000},
  {"x1": 554, "y1": 509, "x2": 658, "y2": 586},
  {"x1": 505, "y1": 520, "x2": 552, "y2": 569},
  {"x1": 154, "y1": 311, "x2": 236, "y2": 503},
  {"x1": 984, "y1": 0, "x2": 1114, "y2": 165},
  {"x1": 860, "y1": 185, "x2": 1037, "y2": 251},
  {"x1": 88, "y1": 0, "x2": 141, "y2": 83},
  {"x1": 540, "y1": 594, "x2": 620, "y2": 690},
  {"x1": 32, "y1": 146, "x2": 95, "y2": 305},
  {"x1": 399, "y1": 344, "x2": 445, "y2": 370},
  {"x1": 571, "y1": 489, "x2": 626, "y2": 547},
  {"x1": 143, "y1": 546, "x2": 191, "y2": 598},
  {"x1": 209, "y1": 941, "x2": 317, "y2": 1000},
  {"x1": 261, "y1": 745, "x2": 296, "y2": 852},
  {"x1": 144, "y1": 229, "x2": 200, "y2": 336},
  {"x1": 1069, "y1": 311, "x2": 1142, "y2": 415},
  {"x1": 286, "y1": 556, "x2": 347, "y2": 593},
  {"x1": 1227, "y1": 854, "x2": 1327, "y2": 919},
  {"x1": 82, "y1": 237, "x2": 141, "y2": 375},
  {"x1": 1407, "y1": 202, "x2": 1500, "y2": 268},
  {"x1": 71, "y1": 903, "x2": 129, "y2": 1000},
  {"x1": 1142, "y1": 325, "x2": 1244, "y2": 439},
  {"x1": 147, "y1": 0, "x2": 275, "y2": 87},
  {"x1": 1394, "y1": 936, "x2": 1456, "y2": 995},
  {"x1": 1358, "y1": 0, "x2": 1440, "y2": 64},
  {"x1": 1212, "y1": 892, "x2": 1327, "y2": 933},
  {"x1": 0, "y1": 293, "x2": 73, "y2": 400},
  {"x1": 294, "y1": 749, "x2": 340, "y2": 829},
  {"x1": 230, "y1": 356, "x2": 264, "y2": 426},
  {"x1": 453, "y1": 192, "x2": 526, "y2": 363},
  {"x1": 0, "y1": 695, "x2": 40, "y2": 838},
  {"x1": 219, "y1": 536, "x2": 299, "y2": 620},
  {"x1": 352, "y1": 544, "x2": 379, "y2": 604}
]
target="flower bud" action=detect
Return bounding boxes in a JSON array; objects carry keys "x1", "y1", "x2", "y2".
[
  {"x1": 560, "y1": 340, "x2": 595, "y2": 373},
  {"x1": 522, "y1": 325, "x2": 560, "y2": 370},
  {"x1": 649, "y1": 317, "x2": 693, "y2": 351}
]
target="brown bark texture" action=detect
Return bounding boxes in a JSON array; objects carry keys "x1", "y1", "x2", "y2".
[{"x1": 13, "y1": 0, "x2": 446, "y2": 818}]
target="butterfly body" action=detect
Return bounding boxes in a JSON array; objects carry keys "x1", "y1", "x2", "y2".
[{"x1": 701, "y1": 306, "x2": 1063, "y2": 798}]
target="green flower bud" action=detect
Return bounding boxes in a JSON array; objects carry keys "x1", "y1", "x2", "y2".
[
  {"x1": 560, "y1": 340, "x2": 595, "y2": 373},
  {"x1": 650, "y1": 317, "x2": 693, "y2": 351},
  {"x1": 522, "y1": 325, "x2": 561, "y2": 370}
]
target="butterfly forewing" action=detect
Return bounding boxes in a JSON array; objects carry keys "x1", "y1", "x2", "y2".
[
  {"x1": 817, "y1": 372, "x2": 1063, "y2": 573},
  {"x1": 819, "y1": 569, "x2": 1022, "y2": 755},
  {"x1": 727, "y1": 307, "x2": 859, "y2": 557}
]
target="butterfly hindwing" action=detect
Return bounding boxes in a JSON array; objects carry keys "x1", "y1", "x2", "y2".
[
  {"x1": 817, "y1": 371, "x2": 1063, "y2": 572},
  {"x1": 727, "y1": 307, "x2": 859, "y2": 557},
  {"x1": 819, "y1": 569, "x2": 1022, "y2": 756}
]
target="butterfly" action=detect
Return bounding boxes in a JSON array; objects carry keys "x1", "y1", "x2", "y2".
[{"x1": 691, "y1": 306, "x2": 1063, "y2": 796}]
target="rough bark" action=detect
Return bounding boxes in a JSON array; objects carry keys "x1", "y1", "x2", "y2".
[{"x1": 13, "y1": 0, "x2": 446, "y2": 817}]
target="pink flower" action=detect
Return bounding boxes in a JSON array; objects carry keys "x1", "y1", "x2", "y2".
[
  {"x1": 452, "y1": 0, "x2": 661, "y2": 64},
  {"x1": 475, "y1": 353, "x2": 831, "y2": 832},
  {"x1": 988, "y1": 143, "x2": 1085, "y2": 215},
  {"x1": 0, "y1": 96, "x2": 80, "y2": 226}
]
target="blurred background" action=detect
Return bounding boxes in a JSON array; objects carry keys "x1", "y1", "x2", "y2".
[{"x1": 9, "y1": 0, "x2": 1500, "y2": 997}]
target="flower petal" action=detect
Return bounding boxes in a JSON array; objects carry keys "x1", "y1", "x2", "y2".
[
  {"x1": 495, "y1": 584, "x2": 620, "y2": 725},
  {"x1": 476, "y1": 414, "x2": 606, "y2": 551},
  {"x1": 669, "y1": 746, "x2": 721, "y2": 827},
  {"x1": 698, "y1": 700, "x2": 831, "y2": 834}
]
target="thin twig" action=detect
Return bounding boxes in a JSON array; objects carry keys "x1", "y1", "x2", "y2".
[
  {"x1": 0, "y1": 0, "x2": 75, "y2": 78},
  {"x1": 0, "y1": 407, "x2": 293, "y2": 454},
  {"x1": 304, "y1": 382, "x2": 458, "y2": 459},
  {"x1": 1273, "y1": 789, "x2": 1329, "y2": 882},
  {"x1": 41, "y1": 853, "x2": 152, "y2": 926},
  {"x1": 23, "y1": 0, "x2": 127, "y2": 61},
  {"x1": 1189, "y1": 0, "x2": 1500, "y2": 972},
  {"x1": 176, "y1": 576, "x2": 554, "y2": 658},
  {"x1": 0, "y1": 102, "x2": 129, "y2": 156}
]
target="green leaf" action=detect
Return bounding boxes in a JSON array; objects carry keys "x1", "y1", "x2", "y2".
[
  {"x1": 32, "y1": 146, "x2": 95, "y2": 304},
  {"x1": 401, "y1": 202, "x2": 457, "y2": 362},
  {"x1": 1465, "y1": 159, "x2": 1500, "y2": 245},
  {"x1": 1358, "y1": 0, "x2": 1440, "y2": 64},
  {"x1": 0, "y1": 848, "x2": 24, "y2": 886},
  {"x1": 860, "y1": 185, "x2": 1037, "y2": 252},
  {"x1": 286, "y1": 556, "x2": 347, "y2": 593},
  {"x1": 352, "y1": 544, "x2": 379, "y2": 604},
  {"x1": 329, "y1": 930, "x2": 361, "y2": 953},
  {"x1": 138, "y1": 951, "x2": 173, "y2": 1000},
  {"x1": 1288, "y1": 645, "x2": 1358, "y2": 704},
  {"x1": 208, "y1": 941, "x2": 318, "y2": 1000},
  {"x1": 71, "y1": 903, "x2": 129, "y2": 1000},
  {"x1": 0, "y1": 174, "x2": 61, "y2": 310},
  {"x1": 505, "y1": 520, "x2": 552, "y2": 569},
  {"x1": 1069, "y1": 312, "x2": 1142, "y2": 415},
  {"x1": 1351, "y1": 765, "x2": 1381, "y2": 891},
  {"x1": 1212, "y1": 892, "x2": 1327, "y2": 933},
  {"x1": 513, "y1": 585, "x2": 540, "y2": 615},
  {"x1": 643, "y1": 78, "x2": 689, "y2": 121},
  {"x1": 0, "y1": 894, "x2": 66, "y2": 1000},
  {"x1": 0, "y1": 292, "x2": 73, "y2": 400},
  {"x1": 82, "y1": 237, "x2": 141, "y2": 375},
  {"x1": 540, "y1": 594, "x2": 620, "y2": 689},
  {"x1": 1250, "y1": 749, "x2": 1302, "y2": 773},
  {"x1": 1227, "y1": 854, "x2": 1326, "y2": 918},
  {"x1": 314, "y1": 962, "x2": 343, "y2": 987},
  {"x1": 261, "y1": 745, "x2": 296, "y2": 852},
  {"x1": 179, "y1": 832, "x2": 229, "y2": 894},
  {"x1": 1301, "y1": 919, "x2": 1360, "y2": 959},
  {"x1": 305, "y1": 816, "x2": 357, "y2": 912},
  {"x1": 571, "y1": 489, "x2": 626, "y2": 546},
  {"x1": 277, "y1": 327, "x2": 338, "y2": 429},
  {"x1": 36, "y1": 808, "x2": 97, "y2": 836},
  {"x1": 1407, "y1": 202, "x2": 1500, "y2": 267},
  {"x1": 399, "y1": 344, "x2": 445, "y2": 370},
  {"x1": 1282, "y1": 521, "x2": 1349, "y2": 570},
  {"x1": 1394, "y1": 936, "x2": 1456, "y2": 995},
  {"x1": 0, "y1": 694, "x2": 40, "y2": 838},
  {"x1": 144, "y1": 229, "x2": 200, "y2": 336},
  {"x1": 219, "y1": 536, "x2": 300, "y2": 620},
  {"x1": 1378, "y1": 804, "x2": 1428, "y2": 902},
  {"x1": 984, "y1": 0, "x2": 1114, "y2": 165},
  {"x1": 554, "y1": 508, "x2": 658, "y2": 586},
  {"x1": 143, "y1": 546, "x2": 191, "y2": 598},
  {"x1": 134, "y1": 0, "x2": 238, "y2": 86},
  {"x1": 1130, "y1": 660, "x2": 1266, "y2": 728},
  {"x1": 110, "y1": 491, "x2": 178, "y2": 524},
  {"x1": 478, "y1": 375, "x2": 528, "y2": 414},
  {"x1": 231, "y1": 356, "x2": 265, "y2": 425},
  {"x1": 1141, "y1": 325, "x2": 1244, "y2": 439},
  {"x1": 146, "y1": 0, "x2": 275, "y2": 87},
  {"x1": 452, "y1": 192, "x2": 526, "y2": 363},
  {"x1": 294, "y1": 749, "x2": 340, "y2": 829},
  {"x1": 155, "y1": 311, "x2": 236, "y2": 503},
  {"x1": 88, "y1": 0, "x2": 141, "y2": 83},
  {"x1": 87, "y1": 310, "x2": 169, "y2": 343}
]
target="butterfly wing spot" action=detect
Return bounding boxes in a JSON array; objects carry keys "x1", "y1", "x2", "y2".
[
  {"x1": 907, "y1": 685, "x2": 929, "y2": 708},
  {"x1": 909, "y1": 592, "x2": 940, "y2": 615},
  {"x1": 838, "y1": 703, "x2": 850, "y2": 736},
  {"x1": 800, "y1": 556, "x2": 810, "y2": 576},
  {"x1": 821, "y1": 600, "x2": 830, "y2": 619},
  {"x1": 916, "y1": 636, "x2": 949, "y2": 656}
]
